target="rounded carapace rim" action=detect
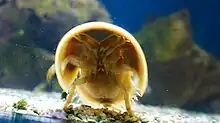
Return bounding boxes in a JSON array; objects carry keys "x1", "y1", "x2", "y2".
[{"x1": 55, "y1": 21, "x2": 148, "y2": 96}]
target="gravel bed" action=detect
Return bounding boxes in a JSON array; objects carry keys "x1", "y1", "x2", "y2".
[{"x1": 0, "y1": 88, "x2": 219, "y2": 123}]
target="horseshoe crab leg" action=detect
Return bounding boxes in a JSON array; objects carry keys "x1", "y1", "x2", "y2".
[
  {"x1": 63, "y1": 77, "x2": 87, "y2": 110},
  {"x1": 61, "y1": 55, "x2": 95, "y2": 73},
  {"x1": 63, "y1": 83, "x2": 76, "y2": 110},
  {"x1": 117, "y1": 71, "x2": 134, "y2": 115},
  {"x1": 100, "y1": 34, "x2": 129, "y2": 59},
  {"x1": 74, "y1": 33, "x2": 98, "y2": 59},
  {"x1": 116, "y1": 65, "x2": 141, "y2": 96},
  {"x1": 61, "y1": 55, "x2": 81, "y2": 74},
  {"x1": 63, "y1": 69, "x2": 89, "y2": 108},
  {"x1": 46, "y1": 64, "x2": 56, "y2": 84}
]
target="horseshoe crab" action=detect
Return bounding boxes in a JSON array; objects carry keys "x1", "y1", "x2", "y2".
[{"x1": 46, "y1": 22, "x2": 148, "y2": 115}]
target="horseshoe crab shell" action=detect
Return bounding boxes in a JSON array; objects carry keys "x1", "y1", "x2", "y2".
[{"x1": 54, "y1": 21, "x2": 148, "y2": 97}]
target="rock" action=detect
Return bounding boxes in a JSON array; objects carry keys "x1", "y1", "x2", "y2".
[
  {"x1": 0, "y1": 0, "x2": 111, "y2": 90},
  {"x1": 15, "y1": 0, "x2": 111, "y2": 51},
  {"x1": 135, "y1": 9, "x2": 196, "y2": 61},
  {"x1": 135, "y1": 9, "x2": 220, "y2": 113},
  {"x1": 0, "y1": 43, "x2": 54, "y2": 90}
]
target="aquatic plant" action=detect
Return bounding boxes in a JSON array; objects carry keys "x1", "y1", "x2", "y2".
[{"x1": 13, "y1": 99, "x2": 28, "y2": 110}]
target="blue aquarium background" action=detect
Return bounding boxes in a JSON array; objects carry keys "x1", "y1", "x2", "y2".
[
  {"x1": 0, "y1": 0, "x2": 220, "y2": 116},
  {"x1": 99, "y1": 0, "x2": 220, "y2": 58}
]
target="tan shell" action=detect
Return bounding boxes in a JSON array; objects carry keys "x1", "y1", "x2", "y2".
[{"x1": 54, "y1": 22, "x2": 148, "y2": 96}]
